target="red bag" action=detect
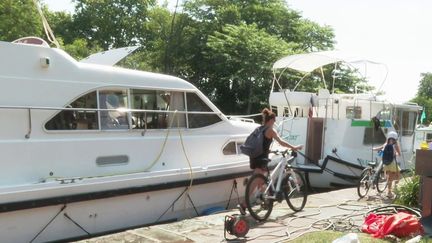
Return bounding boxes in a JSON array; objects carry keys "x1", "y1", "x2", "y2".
[{"x1": 362, "y1": 212, "x2": 423, "y2": 238}]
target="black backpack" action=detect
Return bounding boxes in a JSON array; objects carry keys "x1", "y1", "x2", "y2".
[
  {"x1": 382, "y1": 144, "x2": 394, "y2": 165},
  {"x1": 240, "y1": 126, "x2": 268, "y2": 158}
]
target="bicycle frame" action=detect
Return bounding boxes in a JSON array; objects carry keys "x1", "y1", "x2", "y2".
[
  {"x1": 264, "y1": 155, "x2": 296, "y2": 198},
  {"x1": 245, "y1": 150, "x2": 307, "y2": 221}
]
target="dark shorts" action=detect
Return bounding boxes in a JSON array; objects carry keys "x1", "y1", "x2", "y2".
[{"x1": 249, "y1": 154, "x2": 270, "y2": 170}]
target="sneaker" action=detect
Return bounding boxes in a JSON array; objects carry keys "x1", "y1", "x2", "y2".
[{"x1": 237, "y1": 204, "x2": 247, "y2": 215}]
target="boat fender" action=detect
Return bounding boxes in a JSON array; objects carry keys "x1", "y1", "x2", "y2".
[{"x1": 201, "y1": 206, "x2": 225, "y2": 215}]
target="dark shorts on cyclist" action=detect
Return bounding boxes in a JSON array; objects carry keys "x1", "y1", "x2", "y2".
[{"x1": 250, "y1": 153, "x2": 270, "y2": 169}]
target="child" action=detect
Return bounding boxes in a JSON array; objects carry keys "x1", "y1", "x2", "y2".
[{"x1": 373, "y1": 131, "x2": 401, "y2": 198}]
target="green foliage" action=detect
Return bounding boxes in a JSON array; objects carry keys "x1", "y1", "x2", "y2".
[
  {"x1": 180, "y1": 0, "x2": 335, "y2": 114},
  {"x1": 291, "y1": 231, "x2": 386, "y2": 243},
  {"x1": 294, "y1": 19, "x2": 335, "y2": 52},
  {"x1": 73, "y1": 0, "x2": 157, "y2": 49},
  {"x1": 412, "y1": 72, "x2": 432, "y2": 125},
  {"x1": 0, "y1": 0, "x2": 43, "y2": 41},
  {"x1": 61, "y1": 38, "x2": 103, "y2": 60},
  {"x1": 394, "y1": 175, "x2": 420, "y2": 208},
  {"x1": 206, "y1": 23, "x2": 297, "y2": 114},
  {"x1": 45, "y1": 10, "x2": 75, "y2": 44}
]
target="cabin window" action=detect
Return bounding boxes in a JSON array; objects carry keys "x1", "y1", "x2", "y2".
[
  {"x1": 223, "y1": 141, "x2": 244, "y2": 155},
  {"x1": 99, "y1": 89, "x2": 129, "y2": 130},
  {"x1": 45, "y1": 91, "x2": 99, "y2": 130},
  {"x1": 284, "y1": 107, "x2": 290, "y2": 117},
  {"x1": 346, "y1": 106, "x2": 361, "y2": 119},
  {"x1": 223, "y1": 141, "x2": 237, "y2": 155},
  {"x1": 186, "y1": 93, "x2": 222, "y2": 128},
  {"x1": 130, "y1": 89, "x2": 186, "y2": 129},
  {"x1": 363, "y1": 127, "x2": 386, "y2": 145}
]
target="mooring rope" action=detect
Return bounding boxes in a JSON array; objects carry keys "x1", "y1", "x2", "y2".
[{"x1": 31, "y1": 0, "x2": 60, "y2": 48}]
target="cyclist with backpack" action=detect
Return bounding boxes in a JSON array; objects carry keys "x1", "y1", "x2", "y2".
[
  {"x1": 373, "y1": 131, "x2": 401, "y2": 198},
  {"x1": 238, "y1": 108, "x2": 303, "y2": 214}
]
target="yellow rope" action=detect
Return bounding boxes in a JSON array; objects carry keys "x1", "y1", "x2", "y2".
[
  {"x1": 31, "y1": 0, "x2": 60, "y2": 48},
  {"x1": 43, "y1": 111, "x2": 178, "y2": 181},
  {"x1": 176, "y1": 113, "x2": 195, "y2": 213}
]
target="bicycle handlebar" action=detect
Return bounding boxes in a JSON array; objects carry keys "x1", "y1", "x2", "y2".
[{"x1": 269, "y1": 149, "x2": 297, "y2": 158}]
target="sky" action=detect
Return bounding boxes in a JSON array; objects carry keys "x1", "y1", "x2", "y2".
[{"x1": 42, "y1": 0, "x2": 432, "y2": 103}]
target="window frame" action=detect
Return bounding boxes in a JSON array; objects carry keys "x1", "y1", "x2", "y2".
[{"x1": 44, "y1": 88, "x2": 223, "y2": 132}]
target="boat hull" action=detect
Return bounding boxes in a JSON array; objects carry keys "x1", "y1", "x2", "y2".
[{"x1": 0, "y1": 167, "x2": 250, "y2": 243}]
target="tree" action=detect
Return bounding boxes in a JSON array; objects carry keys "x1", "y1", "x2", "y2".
[
  {"x1": 0, "y1": 0, "x2": 43, "y2": 41},
  {"x1": 45, "y1": 10, "x2": 75, "y2": 45},
  {"x1": 72, "y1": 0, "x2": 157, "y2": 49},
  {"x1": 61, "y1": 38, "x2": 103, "y2": 60},
  {"x1": 206, "y1": 23, "x2": 297, "y2": 114},
  {"x1": 178, "y1": 0, "x2": 336, "y2": 114},
  {"x1": 183, "y1": 0, "x2": 334, "y2": 52},
  {"x1": 412, "y1": 72, "x2": 432, "y2": 125}
]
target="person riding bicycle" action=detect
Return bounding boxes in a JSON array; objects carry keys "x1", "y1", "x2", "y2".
[
  {"x1": 239, "y1": 108, "x2": 303, "y2": 214},
  {"x1": 373, "y1": 131, "x2": 401, "y2": 198}
]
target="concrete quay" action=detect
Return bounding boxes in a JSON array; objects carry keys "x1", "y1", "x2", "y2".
[{"x1": 76, "y1": 187, "x2": 396, "y2": 243}]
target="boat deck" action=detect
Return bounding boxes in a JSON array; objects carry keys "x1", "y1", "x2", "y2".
[{"x1": 77, "y1": 187, "x2": 398, "y2": 242}]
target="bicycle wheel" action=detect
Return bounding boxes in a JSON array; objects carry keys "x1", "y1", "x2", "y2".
[
  {"x1": 245, "y1": 173, "x2": 273, "y2": 221},
  {"x1": 283, "y1": 170, "x2": 307, "y2": 212},
  {"x1": 357, "y1": 168, "x2": 371, "y2": 198},
  {"x1": 375, "y1": 168, "x2": 388, "y2": 193}
]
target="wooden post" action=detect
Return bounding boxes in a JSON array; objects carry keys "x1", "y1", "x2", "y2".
[{"x1": 415, "y1": 149, "x2": 432, "y2": 217}]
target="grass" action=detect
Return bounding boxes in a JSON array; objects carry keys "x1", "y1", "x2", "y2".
[{"x1": 286, "y1": 231, "x2": 428, "y2": 243}]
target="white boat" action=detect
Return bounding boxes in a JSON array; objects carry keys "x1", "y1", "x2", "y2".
[
  {"x1": 415, "y1": 124, "x2": 432, "y2": 149},
  {"x1": 0, "y1": 37, "x2": 257, "y2": 242},
  {"x1": 269, "y1": 51, "x2": 421, "y2": 188}
]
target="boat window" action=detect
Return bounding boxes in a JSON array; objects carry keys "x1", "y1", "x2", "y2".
[
  {"x1": 223, "y1": 141, "x2": 237, "y2": 155},
  {"x1": 363, "y1": 127, "x2": 386, "y2": 145},
  {"x1": 283, "y1": 107, "x2": 290, "y2": 117},
  {"x1": 186, "y1": 93, "x2": 222, "y2": 128},
  {"x1": 223, "y1": 141, "x2": 244, "y2": 155},
  {"x1": 346, "y1": 106, "x2": 361, "y2": 119},
  {"x1": 99, "y1": 90, "x2": 129, "y2": 130},
  {"x1": 45, "y1": 91, "x2": 99, "y2": 130},
  {"x1": 130, "y1": 89, "x2": 186, "y2": 129}
]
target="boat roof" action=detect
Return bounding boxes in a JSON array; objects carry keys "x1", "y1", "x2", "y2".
[
  {"x1": 272, "y1": 50, "x2": 381, "y2": 73},
  {"x1": 0, "y1": 40, "x2": 196, "y2": 91}
]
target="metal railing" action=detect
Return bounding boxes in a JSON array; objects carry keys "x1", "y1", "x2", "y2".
[{"x1": 0, "y1": 105, "x2": 224, "y2": 139}]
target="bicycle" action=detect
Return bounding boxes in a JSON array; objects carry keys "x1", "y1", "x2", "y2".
[
  {"x1": 245, "y1": 150, "x2": 308, "y2": 221},
  {"x1": 357, "y1": 156, "x2": 388, "y2": 198}
]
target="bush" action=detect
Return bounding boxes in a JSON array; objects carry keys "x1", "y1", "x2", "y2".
[{"x1": 394, "y1": 175, "x2": 420, "y2": 208}]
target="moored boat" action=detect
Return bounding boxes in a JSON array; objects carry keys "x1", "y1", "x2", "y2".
[
  {"x1": 414, "y1": 121, "x2": 432, "y2": 149},
  {"x1": 0, "y1": 37, "x2": 257, "y2": 242},
  {"x1": 268, "y1": 51, "x2": 420, "y2": 188}
]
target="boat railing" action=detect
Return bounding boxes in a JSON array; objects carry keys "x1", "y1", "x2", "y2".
[
  {"x1": 226, "y1": 113, "x2": 260, "y2": 123},
  {"x1": 0, "y1": 105, "x2": 223, "y2": 138}
]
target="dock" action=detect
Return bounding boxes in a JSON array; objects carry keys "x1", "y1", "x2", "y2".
[{"x1": 77, "y1": 187, "x2": 396, "y2": 242}]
